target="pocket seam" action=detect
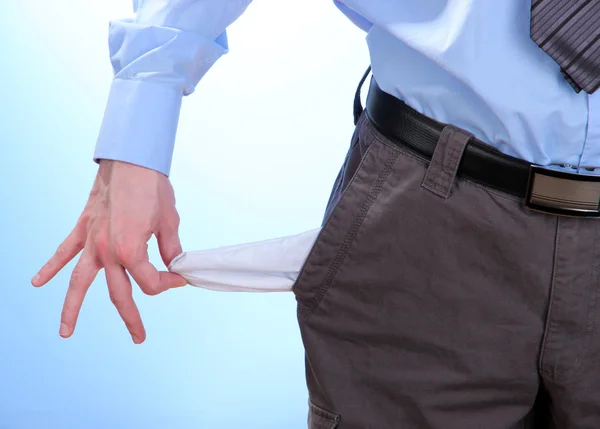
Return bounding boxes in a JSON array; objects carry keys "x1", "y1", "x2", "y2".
[
  {"x1": 292, "y1": 142, "x2": 377, "y2": 298},
  {"x1": 297, "y1": 143, "x2": 400, "y2": 319}
]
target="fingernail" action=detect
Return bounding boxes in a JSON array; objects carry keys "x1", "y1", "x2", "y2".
[
  {"x1": 59, "y1": 323, "x2": 70, "y2": 337},
  {"x1": 132, "y1": 335, "x2": 143, "y2": 344},
  {"x1": 31, "y1": 274, "x2": 40, "y2": 286}
]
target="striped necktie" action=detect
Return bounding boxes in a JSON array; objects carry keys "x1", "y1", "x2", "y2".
[{"x1": 530, "y1": 0, "x2": 600, "y2": 94}]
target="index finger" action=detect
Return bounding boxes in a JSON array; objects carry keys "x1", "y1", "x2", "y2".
[{"x1": 127, "y1": 259, "x2": 188, "y2": 296}]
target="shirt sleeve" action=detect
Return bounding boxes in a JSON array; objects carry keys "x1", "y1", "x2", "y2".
[
  {"x1": 94, "y1": 0, "x2": 253, "y2": 176},
  {"x1": 333, "y1": 0, "x2": 373, "y2": 32}
]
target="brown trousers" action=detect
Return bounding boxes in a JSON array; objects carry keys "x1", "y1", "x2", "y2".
[{"x1": 293, "y1": 113, "x2": 600, "y2": 429}]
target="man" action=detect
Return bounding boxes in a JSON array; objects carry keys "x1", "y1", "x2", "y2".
[{"x1": 31, "y1": 0, "x2": 600, "y2": 427}]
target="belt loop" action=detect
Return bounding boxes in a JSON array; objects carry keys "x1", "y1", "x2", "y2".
[
  {"x1": 421, "y1": 125, "x2": 472, "y2": 199},
  {"x1": 353, "y1": 66, "x2": 372, "y2": 125}
]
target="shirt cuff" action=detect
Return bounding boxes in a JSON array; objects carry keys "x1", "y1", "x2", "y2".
[{"x1": 94, "y1": 78, "x2": 183, "y2": 177}]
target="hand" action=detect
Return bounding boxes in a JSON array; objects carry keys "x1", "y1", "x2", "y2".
[{"x1": 32, "y1": 160, "x2": 188, "y2": 344}]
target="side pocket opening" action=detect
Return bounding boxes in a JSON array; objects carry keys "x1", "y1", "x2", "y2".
[{"x1": 292, "y1": 139, "x2": 399, "y2": 318}]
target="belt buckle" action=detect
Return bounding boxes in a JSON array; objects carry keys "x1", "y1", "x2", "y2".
[{"x1": 525, "y1": 165, "x2": 600, "y2": 217}]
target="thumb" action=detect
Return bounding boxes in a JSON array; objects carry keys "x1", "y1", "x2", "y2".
[
  {"x1": 155, "y1": 222, "x2": 183, "y2": 266},
  {"x1": 156, "y1": 226, "x2": 184, "y2": 269}
]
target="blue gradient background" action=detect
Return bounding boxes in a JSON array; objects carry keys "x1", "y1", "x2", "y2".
[{"x1": 0, "y1": 1, "x2": 368, "y2": 428}]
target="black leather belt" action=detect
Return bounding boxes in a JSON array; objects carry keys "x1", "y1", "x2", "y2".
[{"x1": 356, "y1": 68, "x2": 600, "y2": 217}]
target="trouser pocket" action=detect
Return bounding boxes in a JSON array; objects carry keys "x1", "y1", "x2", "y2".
[{"x1": 292, "y1": 129, "x2": 400, "y2": 318}]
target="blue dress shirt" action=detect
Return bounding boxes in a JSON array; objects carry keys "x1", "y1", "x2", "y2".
[{"x1": 94, "y1": 0, "x2": 599, "y2": 177}]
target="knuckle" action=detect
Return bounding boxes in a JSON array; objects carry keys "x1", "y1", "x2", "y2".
[
  {"x1": 78, "y1": 212, "x2": 91, "y2": 229},
  {"x1": 55, "y1": 244, "x2": 69, "y2": 260},
  {"x1": 94, "y1": 235, "x2": 110, "y2": 258},
  {"x1": 109, "y1": 291, "x2": 125, "y2": 307},
  {"x1": 162, "y1": 210, "x2": 180, "y2": 231},
  {"x1": 139, "y1": 272, "x2": 160, "y2": 296},
  {"x1": 130, "y1": 270, "x2": 159, "y2": 296},
  {"x1": 114, "y1": 243, "x2": 135, "y2": 265},
  {"x1": 60, "y1": 305, "x2": 73, "y2": 321},
  {"x1": 41, "y1": 259, "x2": 54, "y2": 273},
  {"x1": 69, "y1": 268, "x2": 82, "y2": 288},
  {"x1": 140, "y1": 285, "x2": 158, "y2": 296},
  {"x1": 113, "y1": 235, "x2": 144, "y2": 265},
  {"x1": 172, "y1": 211, "x2": 181, "y2": 228},
  {"x1": 138, "y1": 278, "x2": 160, "y2": 296}
]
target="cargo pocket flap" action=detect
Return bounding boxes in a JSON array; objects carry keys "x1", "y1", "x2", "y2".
[{"x1": 308, "y1": 401, "x2": 340, "y2": 429}]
